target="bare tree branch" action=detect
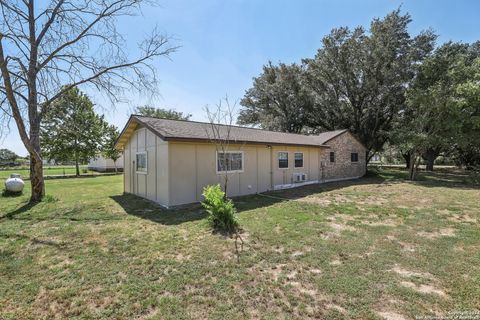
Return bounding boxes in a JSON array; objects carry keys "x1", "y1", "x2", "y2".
[{"x1": 0, "y1": 0, "x2": 176, "y2": 201}]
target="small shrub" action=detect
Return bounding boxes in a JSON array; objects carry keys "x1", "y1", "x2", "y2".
[
  {"x1": 202, "y1": 184, "x2": 239, "y2": 234},
  {"x1": 82, "y1": 168, "x2": 88, "y2": 174}
]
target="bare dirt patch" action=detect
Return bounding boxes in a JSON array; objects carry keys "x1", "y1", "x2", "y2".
[
  {"x1": 291, "y1": 250, "x2": 304, "y2": 258},
  {"x1": 308, "y1": 268, "x2": 322, "y2": 274},
  {"x1": 391, "y1": 265, "x2": 433, "y2": 279},
  {"x1": 357, "y1": 196, "x2": 388, "y2": 206},
  {"x1": 328, "y1": 222, "x2": 356, "y2": 233},
  {"x1": 326, "y1": 303, "x2": 347, "y2": 314},
  {"x1": 174, "y1": 253, "x2": 191, "y2": 261},
  {"x1": 298, "y1": 196, "x2": 332, "y2": 207},
  {"x1": 447, "y1": 214, "x2": 477, "y2": 224},
  {"x1": 329, "y1": 259, "x2": 342, "y2": 266},
  {"x1": 400, "y1": 281, "x2": 447, "y2": 297},
  {"x1": 363, "y1": 219, "x2": 400, "y2": 227},
  {"x1": 417, "y1": 228, "x2": 456, "y2": 239},
  {"x1": 273, "y1": 246, "x2": 284, "y2": 254},
  {"x1": 135, "y1": 306, "x2": 159, "y2": 320},
  {"x1": 249, "y1": 263, "x2": 287, "y2": 282},
  {"x1": 289, "y1": 281, "x2": 319, "y2": 297},
  {"x1": 377, "y1": 311, "x2": 407, "y2": 320}
]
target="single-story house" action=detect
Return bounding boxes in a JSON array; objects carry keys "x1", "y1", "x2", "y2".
[
  {"x1": 88, "y1": 155, "x2": 124, "y2": 172},
  {"x1": 115, "y1": 115, "x2": 367, "y2": 208}
]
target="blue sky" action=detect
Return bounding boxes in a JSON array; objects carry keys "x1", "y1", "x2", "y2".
[{"x1": 3, "y1": 0, "x2": 480, "y2": 156}]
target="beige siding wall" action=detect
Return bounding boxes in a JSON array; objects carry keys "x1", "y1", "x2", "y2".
[
  {"x1": 169, "y1": 142, "x2": 274, "y2": 206},
  {"x1": 156, "y1": 137, "x2": 169, "y2": 206},
  {"x1": 123, "y1": 127, "x2": 170, "y2": 207},
  {"x1": 123, "y1": 139, "x2": 131, "y2": 193},
  {"x1": 168, "y1": 142, "x2": 323, "y2": 206},
  {"x1": 122, "y1": 128, "x2": 366, "y2": 207},
  {"x1": 270, "y1": 146, "x2": 321, "y2": 188},
  {"x1": 320, "y1": 132, "x2": 367, "y2": 181}
]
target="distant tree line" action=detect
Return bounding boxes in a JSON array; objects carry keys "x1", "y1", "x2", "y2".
[
  {"x1": 40, "y1": 87, "x2": 191, "y2": 176},
  {"x1": 238, "y1": 9, "x2": 480, "y2": 177}
]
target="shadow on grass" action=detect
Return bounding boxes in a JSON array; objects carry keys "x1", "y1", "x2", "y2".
[
  {"x1": 110, "y1": 194, "x2": 207, "y2": 225},
  {"x1": 0, "y1": 232, "x2": 67, "y2": 248},
  {"x1": 0, "y1": 201, "x2": 38, "y2": 220},
  {"x1": 111, "y1": 168, "x2": 478, "y2": 223},
  {"x1": 371, "y1": 166, "x2": 480, "y2": 190}
]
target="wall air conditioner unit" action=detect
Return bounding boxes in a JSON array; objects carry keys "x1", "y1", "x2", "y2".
[{"x1": 293, "y1": 173, "x2": 307, "y2": 183}]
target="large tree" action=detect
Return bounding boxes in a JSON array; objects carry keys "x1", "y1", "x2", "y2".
[
  {"x1": 0, "y1": 148, "x2": 18, "y2": 162},
  {"x1": 135, "y1": 106, "x2": 191, "y2": 120},
  {"x1": 0, "y1": 0, "x2": 175, "y2": 201},
  {"x1": 450, "y1": 47, "x2": 480, "y2": 169},
  {"x1": 41, "y1": 87, "x2": 107, "y2": 176},
  {"x1": 102, "y1": 124, "x2": 122, "y2": 172},
  {"x1": 238, "y1": 62, "x2": 314, "y2": 133},
  {"x1": 394, "y1": 43, "x2": 480, "y2": 178},
  {"x1": 304, "y1": 10, "x2": 436, "y2": 163},
  {"x1": 404, "y1": 42, "x2": 475, "y2": 171}
]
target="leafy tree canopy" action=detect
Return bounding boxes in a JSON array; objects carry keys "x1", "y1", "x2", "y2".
[
  {"x1": 0, "y1": 149, "x2": 18, "y2": 162},
  {"x1": 392, "y1": 42, "x2": 480, "y2": 176},
  {"x1": 102, "y1": 124, "x2": 122, "y2": 172},
  {"x1": 238, "y1": 62, "x2": 314, "y2": 133},
  {"x1": 238, "y1": 9, "x2": 436, "y2": 162},
  {"x1": 135, "y1": 106, "x2": 191, "y2": 120},
  {"x1": 41, "y1": 87, "x2": 108, "y2": 176},
  {"x1": 304, "y1": 9, "x2": 436, "y2": 160}
]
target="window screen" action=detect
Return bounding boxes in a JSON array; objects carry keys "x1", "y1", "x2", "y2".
[
  {"x1": 278, "y1": 152, "x2": 288, "y2": 168},
  {"x1": 294, "y1": 153, "x2": 303, "y2": 168}
]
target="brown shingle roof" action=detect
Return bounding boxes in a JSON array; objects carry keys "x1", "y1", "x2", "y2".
[{"x1": 115, "y1": 115, "x2": 350, "y2": 149}]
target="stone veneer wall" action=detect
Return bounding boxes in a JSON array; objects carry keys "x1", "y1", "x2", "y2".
[{"x1": 320, "y1": 132, "x2": 366, "y2": 181}]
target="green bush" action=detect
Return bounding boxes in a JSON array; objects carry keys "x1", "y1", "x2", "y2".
[{"x1": 201, "y1": 184, "x2": 239, "y2": 233}]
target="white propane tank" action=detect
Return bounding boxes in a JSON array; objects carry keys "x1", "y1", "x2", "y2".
[{"x1": 5, "y1": 173, "x2": 25, "y2": 193}]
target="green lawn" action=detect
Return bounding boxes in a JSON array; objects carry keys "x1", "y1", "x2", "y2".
[
  {"x1": 1, "y1": 170, "x2": 479, "y2": 319},
  {"x1": 0, "y1": 165, "x2": 91, "y2": 181}
]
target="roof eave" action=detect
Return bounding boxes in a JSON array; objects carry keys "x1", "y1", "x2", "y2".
[{"x1": 165, "y1": 137, "x2": 330, "y2": 148}]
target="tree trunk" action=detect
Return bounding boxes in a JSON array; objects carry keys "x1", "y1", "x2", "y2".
[
  {"x1": 223, "y1": 175, "x2": 228, "y2": 200},
  {"x1": 402, "y1": 151, "x2": 411, "y2": 169},
  {"x1": 30, "y1": 136, "x2": 45, "y2": 202},
  {"x1": 75, "y1": 156, "x2": 80, "y2": 177},
  {"x1": 423, "y1": 148, "x2": 440, "y2": 172},
  {"x1": 408, "y1": 152, "x2": 417, "y2": 181}
]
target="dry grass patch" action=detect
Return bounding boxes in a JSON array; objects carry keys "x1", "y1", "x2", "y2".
[
  {"x1": 1, "y1": 171, "x2": 480, "y2": 319},
  {"x1": 377, "y1": 311, "x2": 407, "y2": 320},
  {"x1": 417, "y1": 228, "x2": 456, "y2": 239},
  {"x1": 399, "y1": 281, "x2": 447, "y2": 297}
]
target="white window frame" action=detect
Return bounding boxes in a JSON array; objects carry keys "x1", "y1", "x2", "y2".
[
  {"x1": 294, "y1": 152, "x2": 304, "y2": 168},
  {"x1": 135, "y1": 151, "x2": 148, "y2": 174},
  {"x1": 278, "y1": 151, "x2": 289, "y2": 169},
  {"x1": 216, "y1": 150, "x2": 244, "y2": 174}
]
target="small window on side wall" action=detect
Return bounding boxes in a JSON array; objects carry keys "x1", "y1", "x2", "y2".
[
  {"x1": 330, "y1": 152, "x2": 335, "y2": 163},
  {"x1": 294, "y1": 153, "x2": 303, "y2": 168},
  {"x1": 136, "y1": 152, "x2": 147, "y2": 173},
  {"x1": 351, "y1": 152, "x2": 359, "y2": 163},
  {"x1": 278, "y1": 152, "x2": 288, "y2": 168}
]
